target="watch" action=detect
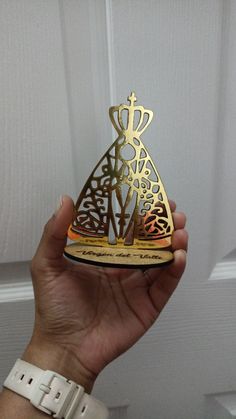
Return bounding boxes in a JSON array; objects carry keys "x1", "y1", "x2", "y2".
[{"x1": 4, "y1": 359, "x2": 109, "y2": 419}]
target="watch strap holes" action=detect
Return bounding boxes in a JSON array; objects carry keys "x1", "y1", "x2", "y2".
[
  {"x1": 55, "y1": 391, "x2": 61, "y2": 400},
  {"x1": 81, "y1": 404, "x2": 87, "y2": 414}
]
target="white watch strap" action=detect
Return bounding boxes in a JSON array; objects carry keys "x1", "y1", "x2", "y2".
[{"x1": 4, "y1": 359, "x2": 109, "y2": 419}]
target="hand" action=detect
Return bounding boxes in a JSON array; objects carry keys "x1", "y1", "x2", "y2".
[{"x1": 24, "y1": 196, "x2": 188, "y2": 392}]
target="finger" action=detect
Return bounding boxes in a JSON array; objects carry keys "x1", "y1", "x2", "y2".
[
  {"x1": 143, "y1": 228, "x2": 188, "y2": 286},
  {"x1": 33, "y1": 195, "x2": 74, "y2": 263},
  {"x1": 172, "y1": 229, "x2": 188, "y2": 251},
  {"x1": 169, "y1": 199, "x2": 176, "y2": 212},
  {"x1": 172, "y1": 212, "x2": 186, "y2": 230},
  {"x1": 148, "y1": 249, "x2": 186, "y2": 314}
]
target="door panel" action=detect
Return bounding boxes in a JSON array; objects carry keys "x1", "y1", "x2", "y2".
[
  {"x1": 1, "y1": 1, "x2": 236, "y2": 418},
  {"x1": 0, "y1": 0, "x2": 75, "y2": 263}
]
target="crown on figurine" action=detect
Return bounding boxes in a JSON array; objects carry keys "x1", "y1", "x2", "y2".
[{"x1": 109, "y1": 92, "x2": 153, "y2": 135}]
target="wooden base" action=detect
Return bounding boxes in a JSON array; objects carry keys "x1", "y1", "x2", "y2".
[{"x1": 64, "y1": 243, "x2": 174, "y2": 268}]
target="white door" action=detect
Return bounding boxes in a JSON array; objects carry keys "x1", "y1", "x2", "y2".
[{"x1": 1, "y1": 1, "x2": 236, "y2": 418}]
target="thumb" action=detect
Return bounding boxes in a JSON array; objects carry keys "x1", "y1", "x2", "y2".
[{"x1": 33, "y1": 195, "x2": 74, "y2": 262}]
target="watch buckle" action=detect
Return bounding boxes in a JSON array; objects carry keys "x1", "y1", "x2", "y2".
[{"x1": 30, "y1": 370, "x2": 83, "y2": 418}]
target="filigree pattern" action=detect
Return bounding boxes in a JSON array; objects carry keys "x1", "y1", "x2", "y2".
[{"x1": 68, "y1": 93, "x2": 173, "y2": 248}]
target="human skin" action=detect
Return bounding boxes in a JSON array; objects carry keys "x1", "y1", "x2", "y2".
[{"x1": 0, "y1": 195, "x2": 188, "y2": 418}]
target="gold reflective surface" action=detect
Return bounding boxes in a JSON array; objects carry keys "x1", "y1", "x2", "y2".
[{"x1": 65, "y1": 93, "x2": 174, "y2": 267}]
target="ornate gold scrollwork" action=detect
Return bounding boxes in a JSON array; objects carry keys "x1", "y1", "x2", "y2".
[{"x1": 64, "y1": 93, "x2": 174, "y2": 267}]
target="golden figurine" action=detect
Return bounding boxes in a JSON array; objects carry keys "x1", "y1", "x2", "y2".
[{"x1": 64, "y1": 92, "x2": 174, "y2": 267}]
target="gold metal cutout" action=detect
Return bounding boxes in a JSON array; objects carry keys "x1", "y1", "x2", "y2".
[{"x1": 64, "y1": 92, "x2": 174, "y2": 267}]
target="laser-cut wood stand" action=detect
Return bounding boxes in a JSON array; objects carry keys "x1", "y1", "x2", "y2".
[{"x1": 64, "y1": 93, "x2": 174, "y2": 268}]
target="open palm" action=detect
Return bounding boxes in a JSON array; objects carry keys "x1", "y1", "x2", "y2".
[{"x1": 28, "y1": 196, "x2": 187, "y2": 390}]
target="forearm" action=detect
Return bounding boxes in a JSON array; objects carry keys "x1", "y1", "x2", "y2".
[
  {"x1": 0, "y1": 339, "x2": 96, "y2": 419},
  {"x1": 0, "y1": 389, "x2": 48, "y2": 419}
]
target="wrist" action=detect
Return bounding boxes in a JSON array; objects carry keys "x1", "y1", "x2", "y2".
[{"x1": 22, "y1": 337, "x2": 97, "y2": 393}]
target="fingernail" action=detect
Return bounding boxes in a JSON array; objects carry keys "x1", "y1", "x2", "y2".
[{"x1": 54, "y1": 195, "x2": 64, "y2": 215}]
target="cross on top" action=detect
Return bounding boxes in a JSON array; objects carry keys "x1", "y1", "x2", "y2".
[{"x1": 128, "y1": 92, "x2": 137, "y2": 106}]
